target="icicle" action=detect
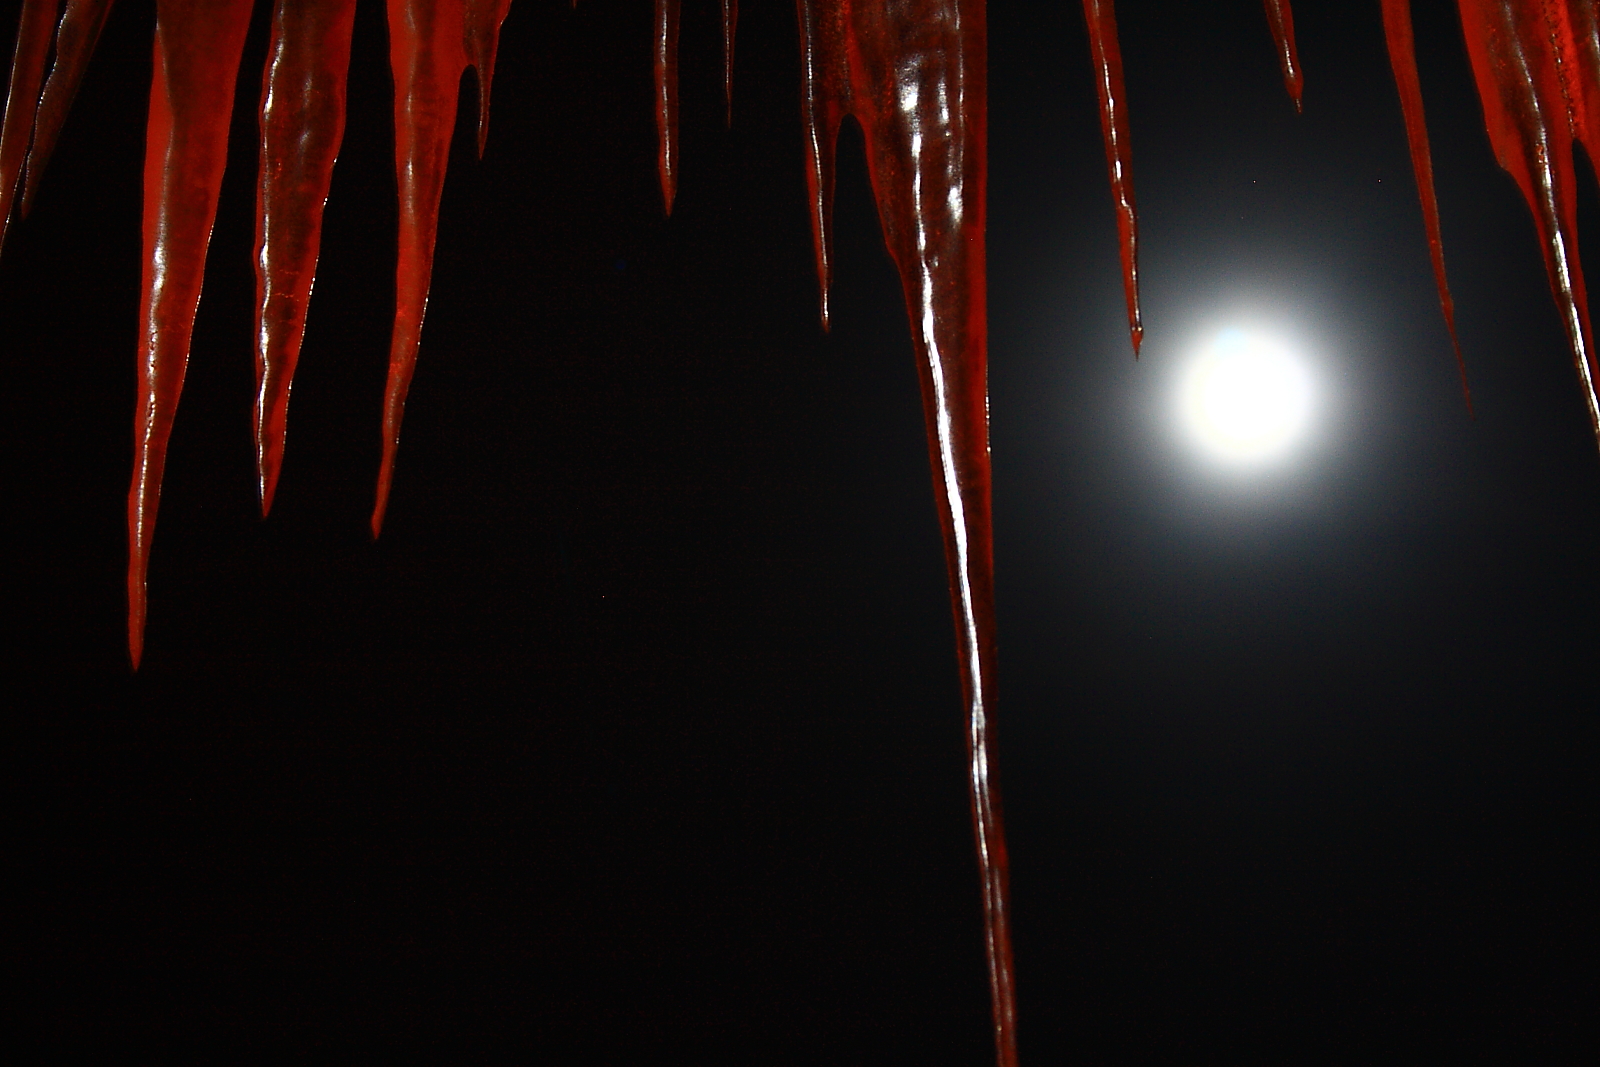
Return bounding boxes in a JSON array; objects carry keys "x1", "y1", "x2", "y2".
[
  {"x1": 1382, "y1": 0, "x2": 1469, "y2": 406},
  {"x1": 1457, "y1": 0, "x2": 1600, "y2": 444},
  {"x1": 254, "y1": 0, "x2": 359, "y2": 516},
  {"x1": 722, "y1": 0, "x2": 736, "y2": 125},
  {"x1": 466, "y1": 0, "x2": 512, "y2": 157},
  {"x1": 1080, "y1": 0, "x2": 1141, "y2": 354},
  {"x1": 1569, "y1": 1, "x2": 1600, "y2": 159},
  {"x1": 128, "y1": 0, "x2": 255, "y2": 667},
  {"x1": 796, "y1": 2, "x2": 1013, "y2": 1063},
  {"x1": 0, "y1": 0, "x2": 60, "y2": 250},
  {"x1": 18, "y1": 0, "x2": 115, "y2": 217},
  {"x1": 1261, "y1": 0, "x2": 1303, "y2": 111},
  {"x1": 372, "y1": 0, "x2": 512, "y2": 536},
  {"x1": 796, "y1": 0, "x2": 842, "y2": 330},
  {"x1": 654, "y1": 0, "x2": 679, "y2": 213}
]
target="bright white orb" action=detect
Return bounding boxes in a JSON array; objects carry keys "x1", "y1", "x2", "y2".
[{"x1": 1179, "y1": 328, "x2": 1313, "y2": 463}]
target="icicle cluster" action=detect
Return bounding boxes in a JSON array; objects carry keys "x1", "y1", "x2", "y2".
[
  {"x1": 3, "y1": 3, "x2": 1599, "y2": 1066},
  {"x1": 1, "y1": 0, "x2": 513, "y2": 666}
]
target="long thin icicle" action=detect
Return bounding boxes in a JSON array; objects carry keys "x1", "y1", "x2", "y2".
[
  {"x1": 1261, "y1": 0, "x2": 1303, "y2": 111},
  {"x1": 466, "y1": 0, "x2": 512, "y2": 156},
  {"x1": 254, "y1": 0, "x2": 359, "y2": 515},
  {"x1": 1080, "y1": 0, "x2": 1141, "y2": 353},
  {"x1": 1570, "y1": 1, "x2": 1600, "y2": 154},
  {"x1": 0, "y1": 0, "x2": 120, "y2": 238},
  {"x1": 796, "y1": 0, "x2": 842, "y2": 330},
  {"x1": 1457, "y1": 0, "x2": 1600, "y2": 444},
  {"x1": 128, "y1": 0, "x2": 255, "y2": 667},
  {"x1": 721, "y1": 0, "x2": 737, "y2": 125},
  {"x1": 797, "y1": 1, "x2": 1013, "y2": 1063},
  {"x1": 654, "y1": 0, "x2": 679, "y2": 213},
  {"x1": 1381, "y1": 0, "x2": 1469, "y2": 406},
  {"x1": 373, "y1": 0, "x2": 513, "y2": 535},
  {"x1": 18, "y1": 0, "x2": 115, "y2": 216},
  {"x1": 0, "y1": 0, "x2": 59, "y2": 250}
]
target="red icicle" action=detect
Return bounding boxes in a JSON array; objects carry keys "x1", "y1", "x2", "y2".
[
  {"x1": 1569, "y1": 0, "x2": 1600, "y2": 160},
  {"x1": 373, "y1": 0, "x2": 511, "y2": 536},
  {"x1": 722, "y1": 0, "x2": 737, "y2": 125},
  {"x1": 796, "y1": 2, "x2": 1013, "y2": 1063},
  {"x1": 0, "y1": 0, "x2": 60, "y2": 249},
  {"x1": 1382, "y1": 0, "x2": 1470, "y2": 407},
  {"x1": 254, "y1": 0, "x2": 358, "y2": 516},
  {"x1": 1080, "y1": 0, "x2": 1141, "y2": 354},
  {"x1": 1261, "y1": 0, "x2": 1303, "y2": 111},
  {"x1": 654, "y1": 0, "x2": 679, "y2": 214},
  {"x1": 18, "y1": 0, "x2": 115, "y2": 217},
  {"x1": 796, "y1": 0, "x2": 842, "y2": 330},
  {"x1": 466, "y1": 0, "x2": 512, "y2": 158},
  {"x1": 1457, "y1": 0, "x2": 1600, "y2": 443},
  {"x1": 128, "y1": 0, "x2": 254, "y2": 667}
]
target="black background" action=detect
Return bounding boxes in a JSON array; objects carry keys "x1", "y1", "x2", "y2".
[{"x1": 6, "y1": 0, "x2": 1596, "y2": 1060}]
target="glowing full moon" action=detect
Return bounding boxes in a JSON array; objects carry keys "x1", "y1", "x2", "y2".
[{"x1": 1179, "y1": 328, "x2": 1314, "y2": 463}]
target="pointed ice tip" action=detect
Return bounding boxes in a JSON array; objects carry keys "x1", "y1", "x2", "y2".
[
  {"x1": 258, "y1": 460, "x2": 280, "y2": 518},
  {"x1": 128, "y1": 604, "x2": 144, "y2": 671},
  {"x1": 476, "y1": 90, "x2": 492, "y2": 159},
  {"x1": 128, "y1": 561, "x2": 147, "y2": 669},
  {"x1": 371, "y1": 476, "x2": 390, "y2": 540},
  {"x1": 1130, "y1": 322, "x2": 1143, "y2": 357}
]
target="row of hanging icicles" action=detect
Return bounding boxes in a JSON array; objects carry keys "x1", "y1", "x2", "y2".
[{"x1": 2, "y1": 4, "x2": 1598, "y2": 1067}]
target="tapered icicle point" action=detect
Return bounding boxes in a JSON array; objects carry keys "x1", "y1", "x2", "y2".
[
  {"x1": 1081, "y1": 0, "x2": 1142, "y2": 355},
  {"x1": 254, "y1": 0, "x2": 359, "y2": 517},
  {"x1": 721, "y1": 0, "x2": 737, "y2": 126},
  {"x1": 374, "y1": 0, "x2": 512, "y2": 535},
  {"x1": 1382, "y1": 0, "x2": 1470, "y2": 411},
  {"x1": 1457, "y1": 0, "x2": 1600, "y2": 445},
  {"x1": 128, "y1": 0, "x2": 255, "y2": 665},
  {"x1": 796, "y1": 0, "x2": 839, "y2": 332},
  {"x1": 798, "y1": 2, "x2": 1013, "y2": 1062},
  {"x1": 1262, "y1": 0, "x2": 1303, "y2": 111},
  {"x1": 466, "y1": 0, "x2": 512, "y2": 157},
  {"x1": 0, "y1": 0, "x2": 58, "y2": 250},
  {"x1": 654, "y1": 0, "x2": 679, "y2": 214},
  {"x1": 19, "y1": 0, "x2": 116, "y2": 218}
]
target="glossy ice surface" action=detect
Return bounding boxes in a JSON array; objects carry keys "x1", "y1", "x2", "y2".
[
  {"x1": 795, "y1": 0, "x2": 1006, "y2": 1056},
  {"x1": 1081, "y1": 0, "x2": 1139, "y2": 354},
  {"x1": 1457, "y1": 0, "x2": 1600, "y2": 438}
]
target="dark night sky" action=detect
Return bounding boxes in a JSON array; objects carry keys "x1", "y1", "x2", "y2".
[{"x1": 7, "y1": 0, "x2": 1596, "y2": 1060}]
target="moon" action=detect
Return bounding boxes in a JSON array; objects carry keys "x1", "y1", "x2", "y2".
[{"x1": 1178, "y1": 327, "x2": 1315, "y2": 464}]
